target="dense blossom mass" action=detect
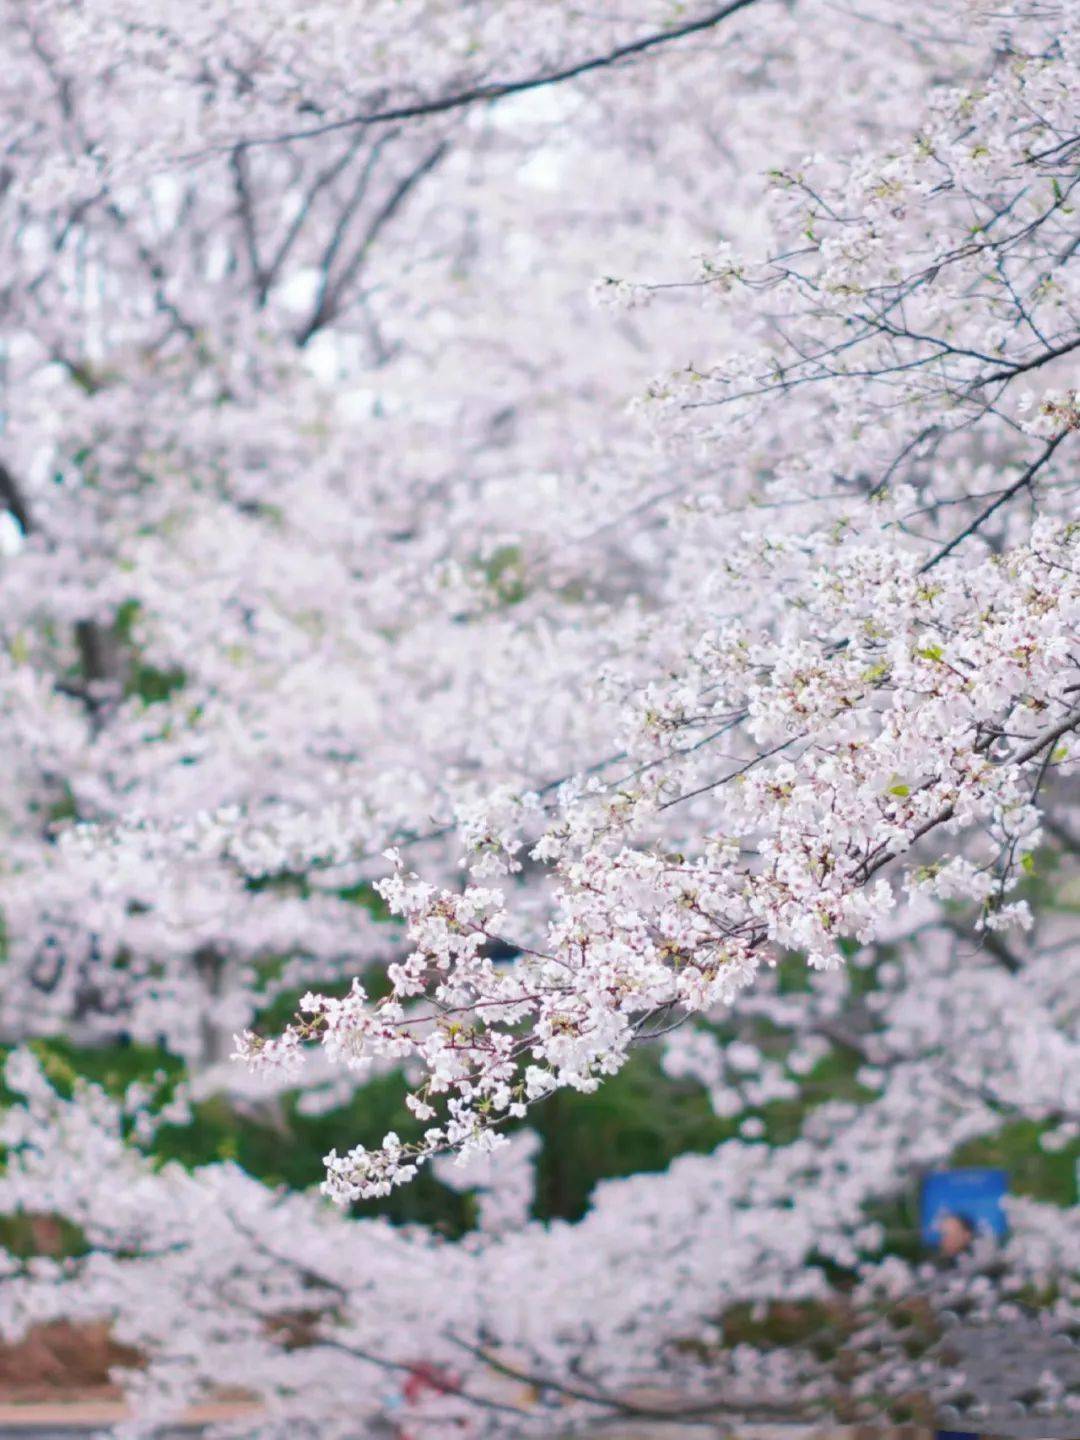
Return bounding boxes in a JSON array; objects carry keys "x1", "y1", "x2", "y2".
[{"x1": 0, "y1": 0, "x2": 1078, "y2": 1434}]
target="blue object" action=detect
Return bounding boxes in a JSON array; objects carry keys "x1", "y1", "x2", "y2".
[{"x1": 921, "y1": 1167, "x2": 1008, "y2": 1247}]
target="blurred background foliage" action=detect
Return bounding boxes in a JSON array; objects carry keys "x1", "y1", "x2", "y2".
[{"x1": 2, "y1": 995, "x2": 1074, "y2": 1254}]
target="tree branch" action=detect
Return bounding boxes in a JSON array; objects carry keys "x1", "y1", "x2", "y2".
[
  {"x1": 0, "y1": 461, "x2": 33, "y2": 534},
  {"x1": 222, "y1": 1, "x2": 760, "y2": 153},
  {"x1": 918, "y1": 430, "x2": 1070, "y2": 573}
]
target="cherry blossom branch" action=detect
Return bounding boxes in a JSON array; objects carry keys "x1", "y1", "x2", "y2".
[
  {"x1": 220, "y1": 0, "x2": 760, "y2": 153},
  {"x1": 857, "y1": 705, "x2": 1080, "y2": 887},
  {"x1": 445, "y1": 1335, "x2": 810, "y2": 1425},
  {"x1": 918, "y1": 431, "x2": 1071, "y2": 573}
]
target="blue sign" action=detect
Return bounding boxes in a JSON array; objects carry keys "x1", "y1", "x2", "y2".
[{"x1": 921, "y1": 1167, "x2": 1008, "y2": 1248}]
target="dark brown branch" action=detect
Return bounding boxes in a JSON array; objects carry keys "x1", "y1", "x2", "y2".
[
  {"x1": 217, "y1": 1, "x2": 760, "y2": 153},
  {"x1": 446, "y1": 1334, "x2": 809, "y2": 1424},
  {"x1": 257, "y1": 131, "x2": 370, "y2": 305},
  {"x1": 975, "y1": 333, "x2": 1080, "y2": 388},
  {"x1": 229, "y1": 146, "x2": 264, "y2": 294},
  {"x1": 859, "y1": 704, "x2": 1080, "y2": 885},
  {"x1": 0, "y1": 461, "x2": 33, "y2": 534},
  {"x1": 296, "y1": 139, "x2": 450, "y2": 344},
  {"x1": 918, "y1": 430, "x2": 1069, "y2": 573},
  {"x1": 318, "y1": 1337, "x2": 534, "y2": 1420},
  {"x1": 295, "y1": 133, "x2": 397, "y2": 343}
]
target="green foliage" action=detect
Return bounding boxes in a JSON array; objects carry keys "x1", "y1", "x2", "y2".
[
  {"x1": 720, "y1": 1298, "x2": 849, "y2": 1352},
  {"x1": 0, "y1": 1211, "x2": 89, "y2": 1259},
  {"x1": 775, "y1": 952, "x2": 813, "y2": 994},
  {"x1": 532, "y1": 1049, "x2": 735, "y2": 1220},
  {"x1": 478, "y1": 544, "x2": 528, "y2": 605},
  {"x1": 244, "y1": 876, "x2": 392, "y2": 919},
  {"x1": 45, "y1": 786, "x2": 80, "y2": 827},
  {"x1": 1, "y1": 1016, "x2": 1074, "y2": 1255},
  {"x1": 154, "y1": 1070, "x2": 475, "y2": 1235},
  {"x1": 22, "y1": 1036, "x2": 184, "y2": 1100},
  {"x1": 128, "y1": 660, "x2": 186, "y2": 705},
  {"x1": 113, "y1": 598, "x2": 187, "y2": 704},
  {"x1": 952, "y1": 1119, "x2": 1079, "y2": 1207}
]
